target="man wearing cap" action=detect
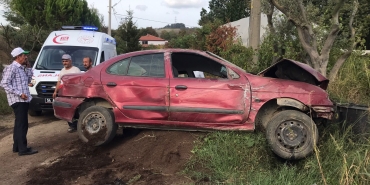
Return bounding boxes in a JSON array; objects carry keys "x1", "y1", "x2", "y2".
[
  {"x1": 53, "y1": 54, "x2": 81, "y2": 132},
  {"x1": 0, "y1": 47, "x2": 38, "y2": 156}
]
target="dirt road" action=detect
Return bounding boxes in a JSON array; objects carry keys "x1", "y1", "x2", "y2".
[{"x1": 0, "y1": 112, "x2": 202, "y2": 185}]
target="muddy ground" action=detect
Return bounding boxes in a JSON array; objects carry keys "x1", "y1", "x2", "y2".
[{"x1": 0, "y1": 111, "x2": 205, "y2": 185}]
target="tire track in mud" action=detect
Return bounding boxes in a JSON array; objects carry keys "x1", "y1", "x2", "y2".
[{"x1": 26, "y1": 129, "x2": 203, "y2": 185}]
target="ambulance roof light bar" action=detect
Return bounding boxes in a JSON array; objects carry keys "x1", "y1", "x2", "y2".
[{"x1": 61, "y1": 26, "x2": 98, "y2": 31}]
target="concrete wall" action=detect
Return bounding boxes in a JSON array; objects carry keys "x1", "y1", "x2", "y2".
[
  {"x1": 225, "y1": 14, "x2": 269, "y2": 47},
  {"x1": 139, "y1": 41, "x2": 167, "y2": 46}
]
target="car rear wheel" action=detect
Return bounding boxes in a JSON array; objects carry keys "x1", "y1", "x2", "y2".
[
  {"x1": 266, "y1": 110, "x2": 318, "y2": 160},
  {"x1": 77, "y1": 106, "x2": 118, "y2": 146}
]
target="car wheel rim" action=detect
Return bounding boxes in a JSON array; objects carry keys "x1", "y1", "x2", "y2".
[
  {"x1": 275, "y1": 120, "x2": 308, "y2": 150},
  {"x1": 83, "y1": 112, "x2": 107, "y2": 135}
]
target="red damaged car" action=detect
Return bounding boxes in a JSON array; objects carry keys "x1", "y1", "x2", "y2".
[{"x1": 53, "y1": 49, "x2": 334, "y2": 160}]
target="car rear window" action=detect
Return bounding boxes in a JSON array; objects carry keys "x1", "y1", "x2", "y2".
[{"x1": 107, "y1": 58, "x2": 130, "y2": 75}]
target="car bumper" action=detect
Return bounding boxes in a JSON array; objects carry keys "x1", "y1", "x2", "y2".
[
  {"x1": 53, "y1": 97, "x2": 85, "y2": 122},
  {"x1": 312, "y1": 106, "x2": 335, "y2": 120},
  {"x1": 30, "y1": 95, "x2": 54, "y2": 111}
]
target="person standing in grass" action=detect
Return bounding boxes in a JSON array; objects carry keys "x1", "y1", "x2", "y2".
[{"x1": 0, "y1": 47, "x2": 38, "y2": 156}]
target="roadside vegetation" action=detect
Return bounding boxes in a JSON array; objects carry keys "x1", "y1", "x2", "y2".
[
  {"x1": 329, "y1": 52, "x2": 370, "y2": 105},
  {"x1": 184, "y1": 124, "x2": 370, "y2": 184},
  {"x1": 0, "y1": 89, "x2": 12, "y2": 115},
  {"x1": 181, "y1": 0, "x2": 370, "y2": 184},
  {"x1": 182, "y1": 46, "x2": 370, "y2": 185},
  {"x1": 0, "y1": 0, "x2": 369, "y2": 184}
]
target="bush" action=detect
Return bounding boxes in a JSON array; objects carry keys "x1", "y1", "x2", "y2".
[
  {"x1": 328, "y1": 52, "x2": 370, "y2": 105},
  {"x1": 219, "y1": 43, "x2": 254, "y2": 72},
  {"x1": 0, "y1": 90, "x2": 12, "y2": 115}
]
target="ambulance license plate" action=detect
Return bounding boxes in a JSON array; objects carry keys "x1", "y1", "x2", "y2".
[{"x1": 45, "y1": 98, "x2": 53, "y2": 103}]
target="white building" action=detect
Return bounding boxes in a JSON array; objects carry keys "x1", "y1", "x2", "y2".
[
  {"x1": 225, "y1": 14, "x2": 269, "y2": 47},
  {"x1": 139, "y1": 34, "x2": 168, "y2": 48}
]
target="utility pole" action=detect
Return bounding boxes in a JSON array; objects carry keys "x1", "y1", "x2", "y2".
[
  {"x1": 248, "y1": 0, "x2": 261, "y2": 64},
  {"x1": 108, "y1": 0, "x2": 112, "y2": 36}
]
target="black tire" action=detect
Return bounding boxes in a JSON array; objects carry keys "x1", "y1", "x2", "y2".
[
  {"x1": 77, "y1": 106, "x2": 118, "y2": 146},
  {"x1": 266, "y1": 110, "x2": 318, "y2": 160},
  {"x1": 28, "y1": 109, "x2": 42, "y2": 116}
]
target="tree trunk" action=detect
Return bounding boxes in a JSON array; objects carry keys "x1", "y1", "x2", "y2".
[{"x1": 265, "y1": 3, "x2": 281, "y2": 64}]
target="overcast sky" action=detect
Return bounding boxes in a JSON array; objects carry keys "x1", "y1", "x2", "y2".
[{"x1": 0, "y1": 0, "x2": 209, "y2": 29}]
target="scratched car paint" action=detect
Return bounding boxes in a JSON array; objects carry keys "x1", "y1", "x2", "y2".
[{"x1": 53, "y1": 49, "x2": 334, "y2": 160}]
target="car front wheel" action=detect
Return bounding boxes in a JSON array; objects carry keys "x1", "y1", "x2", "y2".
[
  {"x1": 77, "y1": 106, "x2": 118, "y2": 146},
  {"x1": 266, "y1": 110, "x2": 318, "y2": 160}
]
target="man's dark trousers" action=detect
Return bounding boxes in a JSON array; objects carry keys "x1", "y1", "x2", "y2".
[{"x1": 11, "y1": 102, "x2": 29, "y2": 152}]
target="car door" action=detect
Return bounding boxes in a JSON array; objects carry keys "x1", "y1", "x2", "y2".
[
  {"x1": 169, "y1": 52, "x2": 251, "y2": 123},
  {"x1": 101, "y1": 53, "x2": 169, "y2": 120}
]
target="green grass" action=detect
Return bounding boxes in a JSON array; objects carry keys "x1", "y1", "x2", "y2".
[
  {"x1": 182, "y1": 52, "x2": 370, "y2": 185},
  {"x1": 328, "y1": 54, "x2": 370, "y2": 106},
  {"x1": 0, "y1": 90, "x2": 12, "y2": 115},
  {"x1": 183, "y1": 123, "x2": 370, "y2": 185}
]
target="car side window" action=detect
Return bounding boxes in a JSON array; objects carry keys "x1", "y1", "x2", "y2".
[
  {"x1": 100, "y1": 51, "x2": 105, "y2": 63},
  {"x1": 107, "y1": 58, "x2": 130, "y2": 75},
  {"x1": 128, "y1": 53, "x2": 165, "y2": 77},
  {"x1": 228, "y1": 68, "x2": 240, "y2": 79}
]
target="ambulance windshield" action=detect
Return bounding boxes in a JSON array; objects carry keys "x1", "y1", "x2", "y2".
[{"x1": 35, "y1": 46, "x2": 99, "y2": 71}]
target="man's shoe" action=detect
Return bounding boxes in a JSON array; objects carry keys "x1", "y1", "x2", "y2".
[
  {"x1": 13, "y1": 147, "x2": 31, "y2": 153},
  {"x1": 18, "y1": 148, "x2": 38, "y2": 156},
  {"x1": 68, "y1": 127, "x2": 77, "y2": 133}
]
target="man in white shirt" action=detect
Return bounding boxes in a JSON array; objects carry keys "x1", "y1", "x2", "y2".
[{"x1": 52, "y1": 54, "x2": 81, "y2": 132}]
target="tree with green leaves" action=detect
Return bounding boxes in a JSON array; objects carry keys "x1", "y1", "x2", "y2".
[
  {"x1": 199, "y1": 0, "x2": 251, "y2": 26},
  {"x1": 159, "y1": 30, "x2": 178, "y2": 41},
  {"x1": 163, "y1": 23, "x2": 186, "y2": 29},
  {"x1": 114, "y1": 10, "x2": 141, "y2": 54},
  {"x1": 7, "y1": 0, "x2": 101, "y2": 30},
  {"x1": 138, "y1": 27, "x2": 159, "y2": 37},
  {"x1": 264, "y1": 0, "x2": 361, "y2": 81}
]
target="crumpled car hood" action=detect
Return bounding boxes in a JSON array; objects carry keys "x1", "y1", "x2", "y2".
[{"x1": 258, "y1": 59, "x2": 329, "y2": 90}]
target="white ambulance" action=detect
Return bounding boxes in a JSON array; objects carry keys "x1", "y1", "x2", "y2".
[{"x1": 28, "y1": 26, "x2": 117, "y2": 116}]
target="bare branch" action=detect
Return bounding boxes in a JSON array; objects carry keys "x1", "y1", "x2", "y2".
[
  {"x1": 269, "y1": 0, "x2": 299, "y2": 25},
  {"x1": 30, "y1": 26, "x2": 42, "y2": 52},
  {"x1": 298, "y1": 0, "x2": 307, "y2": 22},
  {"x1": 296, "y1": 28, "x2": 312, "y2": 53},
  {"x1": 266, "y1": 2, "x2": 274, "y2": 32},
  {"x1": 320, "y1": 0, "x2": 345, "y2": 56},
  {"x1": 298, "y1": 0, "x2": 317, "y2": 51},
  {"x1": 265, "y1": 2, "x2": 280, "y2": 64},
  {"x1": 1, "y1": 24, "x2": 13, "y2": 50},
  {"x1": 329, "y1": 0, "x2": 359, "y2": 81},
  {"x1": 296, "y1": 26, "x2": 323, "y2": 73}
]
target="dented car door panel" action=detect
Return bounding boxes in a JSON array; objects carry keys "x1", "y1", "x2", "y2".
[
  {"x1": 100, "y1": 54, "x2": 169, "y2": 121},
  {"x1": 169, "y1": 78, "x2": 250, "y2": 123}
]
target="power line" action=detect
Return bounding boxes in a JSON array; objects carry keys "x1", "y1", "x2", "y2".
[
  {"x1": 114, "y1": 13, "x2": 198, "y2": 28},
  {"x1": 110, "y1": 0, "x2": 123, "y2": 29}
]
